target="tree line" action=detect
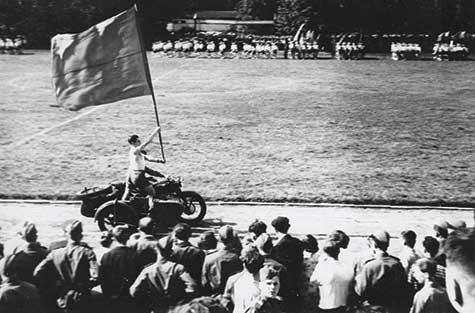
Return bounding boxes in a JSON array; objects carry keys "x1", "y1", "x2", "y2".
[{"x1": 1, "y1": 0, "x2": 474, "y2": 48}]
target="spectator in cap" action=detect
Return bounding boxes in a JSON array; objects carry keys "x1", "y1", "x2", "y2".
[
  {"x1": 48, "y1": 219, "x2": 78, "y2": 251},
  {"x1": 202, "y1": 225, "x2": 243, "y2": 296},
  {"x1": 94, "y1": 230, "x2": 113, "y2": 265},
  {"x1": 270, "y1": 216, "x2": 304, "y2": 310},
  {"x1": 34, "y1": 220, "x2": 99, "y2": 312},
  {"x1": 408, "y1": 236, "x2": 446, "y2": 291},
  {"x1": 310, "y1": 240, "x2": 354, "y2": 313},
  {"x1": 355, "y1": 230, "x2": 410, "y2": 312},
  {"x1": 99, "y1": 225, "x2": 140, "y2": 311},
  {"x1": 223, "y1": 245, "x2": 264, "y2": 313},
  {"x1": 127, "y1": 217, "x2": 158, "y2": 269},
  {"x1": 130, "y1": 239, "x2": 196, "y2": 313},
  {"x1": 244, "y1": 220, "x2": 267, "y2": 245},
  {"x1": 0, "y1": 253, "x2": 42, "y2": 313},
  {"x1": 246, "y1": 265, "x2": 286, "y2": 313},
  {"x1": 399, "y1": 230, "x2": 420, "y2": 273},
  {"x1": 0, "y1": 222, "x2": 48, "y2": 284},
  {"x1": 169, "y1": 223, "x2": 205, "y2": 291},
  {"x1": 444, "y1": 227, "x2": 475, "y2": 313},
  {"x1": 198, "y1": 231, "x2": 218, "y2": 255},
  {"x1": 409, "y1": 258, "x2": 455, "y2": 313}
]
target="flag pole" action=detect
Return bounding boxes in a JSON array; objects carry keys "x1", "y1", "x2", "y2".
[{"x1": 134, "y1": 5, "x2": 166, "y2": 163}]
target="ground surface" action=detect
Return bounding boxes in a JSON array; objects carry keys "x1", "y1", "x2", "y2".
[{"x1": 0, "y1": 50, "x2": 474, "y2": 204}]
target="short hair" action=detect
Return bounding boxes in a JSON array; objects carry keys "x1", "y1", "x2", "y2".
[
  {"x1": 128, "y1": 134, "x2": 139, "y2": 144},
  {"x1": 434, "y1": 223, "x2": 449, "y2": 239},
  {"x1": 173, "y1": 223, "x2": 191, "y2": 241},
  {"x1": 302, "y1": 234, "x2": 319, "y2": 253},
  {"x1": 401, "y1": 230, "x2": 417, "y2": 248},
  {"x1": 444, "y1": 227, "x2": 475, "y2": 276},
  {"x1": 218, "y1": 225, "x2": 237, "y2": 246},
  {"x1": 112, "y1": 225, "x2": 130, "y2": 245},
  {"x1": 422, "y1": 236, "x2": 440, "y2": 257},
  {"x1": 271, "y1": 216, "x2": 290, "y2": 233},
  {"x1": 100, "y1": 230, "x2": 113, "y2": 248},
  {"x1": 248, "y1": 220, "x2": 267, "y2": 237},
  {"x1": 260, "y1": 264, "x2": 280, "y2": 281},
  {"x1": 322, "y1": 240, "x2": 340, "y2": 259},
  {"x1": 198, "y1": 231, "x2": 218, "y2": 250},
  {"x1": 138, "y1": 217, "x2": 154, "y2": 235},
  {"x1": 328, "y1": 230, "x2": 350, "y2": 249},
  {"x1": 240, "y1": 245, "x2": 264, "y2": 274},
  {"x1": 417, "y1": 258, "x2": 437, "y2": 277}
]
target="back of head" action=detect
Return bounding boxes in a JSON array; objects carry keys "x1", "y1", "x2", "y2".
[
  {"x1": 19, "y1": 221, "x2": 37, "y2": 243},
  {"x1": 64, "y1": 220, "x2": 83, "y2": 242},
  {"x1": 401, "y1": 230, "x2": 417, "y2": 248},
  {"x1": 301, "y1": 234, "x2": 319, "y2": 254},
  {"x1": 322, "y1": 240, "x2": 340, "y2": 259},
  {"x1": 434, "y1": 222, "x2": 449, "y2": 239},
  {"x1": 328, "y1": 230, "x2": 350, "y2": 249},
  {"x1": 271, "y1": 216, "x2": 290, "y2": 234},
  {"x1": 259, "y1": 263, "x2": 281, "y2": 281},
  {"x1": 254, "y1": 233, "x2": 273, "y2": 255},
  {"x1": 100, "y1": 230, "x2": 113, "y2": 248},
  {"x1": 173, "y1": 223, "x2": 191, "y2": 241},
  {"x1": 138, "y1": 217, "x2": 155, "y2": 235},
  {"x1": 422, "y1": 236, "x2": 440, "y2": 258},
  {"x1": 369, "y1": 230, "x2": 390, "y2": 251},
  {"x1": 248, "y1": 220, "x2": 267, "y2": 237},
  {"x1": 416, "y1": 258, "x2": 437, "y2": 277},
  {"x1": 112, "y1": 225, "x2": 130, "y2": 245},
  {"x1": 240, "y1": 245, "x2": 264, "y2": 274},
  {"x1": 218, "y1": 225, "x2": 237, "y2": 247},
  {"x1": 198, "y1": 231, "x2": 218, "y2": 251}
]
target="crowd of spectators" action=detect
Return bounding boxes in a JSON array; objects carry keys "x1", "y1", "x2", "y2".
[
  {"x1": 0, "y1": 215, "x2": 473, "y2": 313},
  {"x1": 432, "y1": 43, "x2": 469, "y2": 61}
]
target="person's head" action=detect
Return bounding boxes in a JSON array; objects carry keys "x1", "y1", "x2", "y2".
[
  {"x1": 401, "y1": 230, "x2": 417, "y2": 248},
  {"x1": 248, "y1": 220, "x2": 267, "y2": 239},
  {"x1": 322, "y1": 240, "x2": 340, "y2": 260},
  {"x1": 111, "y1": 225, "x2": 130, "y2": 245},
  {"x1": 64, "y1": 220, "x2": 83, "y2": 242},
  {"x1": 128, "y1": 134, "x2": 140, "y2": 147},
  {"x1": 19, "y1": 221, "x2": 38, "y2": 243},
  {"x1": 254, "y1": 233, "x2": 273, "y2": 256},
  {"x1": 444, "y1": 227, "x2": 475, "y2": 313},
  {"x1": 198, "y1": 231, "x2": 218, "y2": 251},
  {"x1": 271, "y1": 216, "x2": 290, "y2": 234},
  {"x1": 138, "y1": 217, "x2": 155, "y2": 235},
  {"x1": 434, "y1": 222, "x2": 449, "y2": 239},
  {"x1": 368, "y1": 230, "x2": 390, "y2": 253},
  {"x1": 422, "y1": 236, "x2": 440, "y2": 258},
  {"x1": 449, "y1": 220, "x2": 467, "y2": 233},
  {"x1": 173, "y1": 223, "x2": 191, "y2": 242},
  {"x1": 240, "y1": 244, "x2": 264, "y2": 274},
  {"x1": 328, "y1": 230, "x2": 350, "y2": 249},
  {"x1": 0, "y1": 253, "x2": 19, "y2": 282},
  {"x1": 301, "y1": 234, "x2": 319, "y2": 254},
  {"x1": 259, "y1": 265, "x2": 281, "y2": 299},
  {"x1": 100, "y1": 230, "x2": 113, "y2": 248},
  {"x1": 218, "y1": 225, "x2": 238, "y2": 247},
  {"x1": 413, "y1": 258, "x2": 437, "y2": 285}
]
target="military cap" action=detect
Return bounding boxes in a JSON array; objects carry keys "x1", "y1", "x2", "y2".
[{"x1": 63, "y1": 220, "x2": 82, "y2": 235}]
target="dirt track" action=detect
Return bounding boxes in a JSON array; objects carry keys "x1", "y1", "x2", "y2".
[{"x1": 0, "y1": 202, "x2": 472, "y2": 256}]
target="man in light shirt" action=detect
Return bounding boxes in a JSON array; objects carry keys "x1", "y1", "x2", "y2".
[
  {"x1": 122, "y1": 127, "x2": 163, "y2": 209},
  {"x1": 400, "y1": 230, "x2": 420, "y2": 273},
  {"x1": 310, "y1": 240, "x2": 354, "y2": 313}
]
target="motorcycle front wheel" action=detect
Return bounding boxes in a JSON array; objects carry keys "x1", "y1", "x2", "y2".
[{"x1": 179, "y1": 191, "x2": 207, "y2": 225}]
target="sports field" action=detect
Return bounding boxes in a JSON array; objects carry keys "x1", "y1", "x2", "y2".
[{"x1": 0, "y1": 50, "x2": 474, "y2": 205}]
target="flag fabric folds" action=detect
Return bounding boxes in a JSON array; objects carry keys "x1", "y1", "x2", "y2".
[{"x1": 51, "y1": 7, "x2": 152, "y2": 111}]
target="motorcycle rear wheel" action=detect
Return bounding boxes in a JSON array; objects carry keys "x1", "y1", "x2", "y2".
[
  {"x1": 96, "y1": 201, "x2": 138, "y2": 231},
  {"x1": 179, "y1": 191, "x2": 207, "y2": 225}
]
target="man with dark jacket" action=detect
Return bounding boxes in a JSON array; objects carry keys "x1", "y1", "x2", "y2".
[
  {"x1": 34, "y1": 220, "x2": 99, "y2": 312},
  {"x1": 169, "y1": 223, "x2": 205, "y2": 291},
  {"x1": 127, "y1": 217, "x2": 158, "y2": 269},
  {"x1": 270, "y1": 216, "x2": 303, "y2": 309},
  {"x1": 100, "y1": 225, "x2": 140, "y2": 312},
  {"x1": 202, "y1": 225, "x2": 243, "y2": 296},
  {"x1": 355, "y1": 230, "x2": 410, "y2": 313}
]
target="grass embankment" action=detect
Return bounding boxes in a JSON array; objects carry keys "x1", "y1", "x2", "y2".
[{"x1": 0, "y1": 51, "x2": 474, "y2": 206}]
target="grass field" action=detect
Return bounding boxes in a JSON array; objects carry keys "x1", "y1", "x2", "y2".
[{"x1": 0, "y1": 50, "x2": 474, "y2": 205}]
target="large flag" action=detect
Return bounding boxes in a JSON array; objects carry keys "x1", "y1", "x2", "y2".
[{"x1": 51, "y1": 7, "x2": 152, "y2": 111}]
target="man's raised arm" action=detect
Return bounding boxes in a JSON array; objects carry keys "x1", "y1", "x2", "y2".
[{"x1": 137, "y1": 127, "x2": 160, "y2": 151}]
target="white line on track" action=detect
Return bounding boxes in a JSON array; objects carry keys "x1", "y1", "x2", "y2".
[{"x1": 4, "y1": 64, "x2": 186, "y2": 148}]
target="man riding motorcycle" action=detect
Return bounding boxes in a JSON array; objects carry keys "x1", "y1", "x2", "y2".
[{"x1": 122, "y1": 127, "x2": 165, "y2": 209}]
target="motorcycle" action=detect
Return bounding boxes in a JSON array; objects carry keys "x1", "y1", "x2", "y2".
[{"x1": 77, "y1": 175, "x2": 207, "y2": 231}]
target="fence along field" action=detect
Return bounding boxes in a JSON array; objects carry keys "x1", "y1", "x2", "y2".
[{"x1": 0, "y1": 50, "x2": 474, "y2": 205}]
